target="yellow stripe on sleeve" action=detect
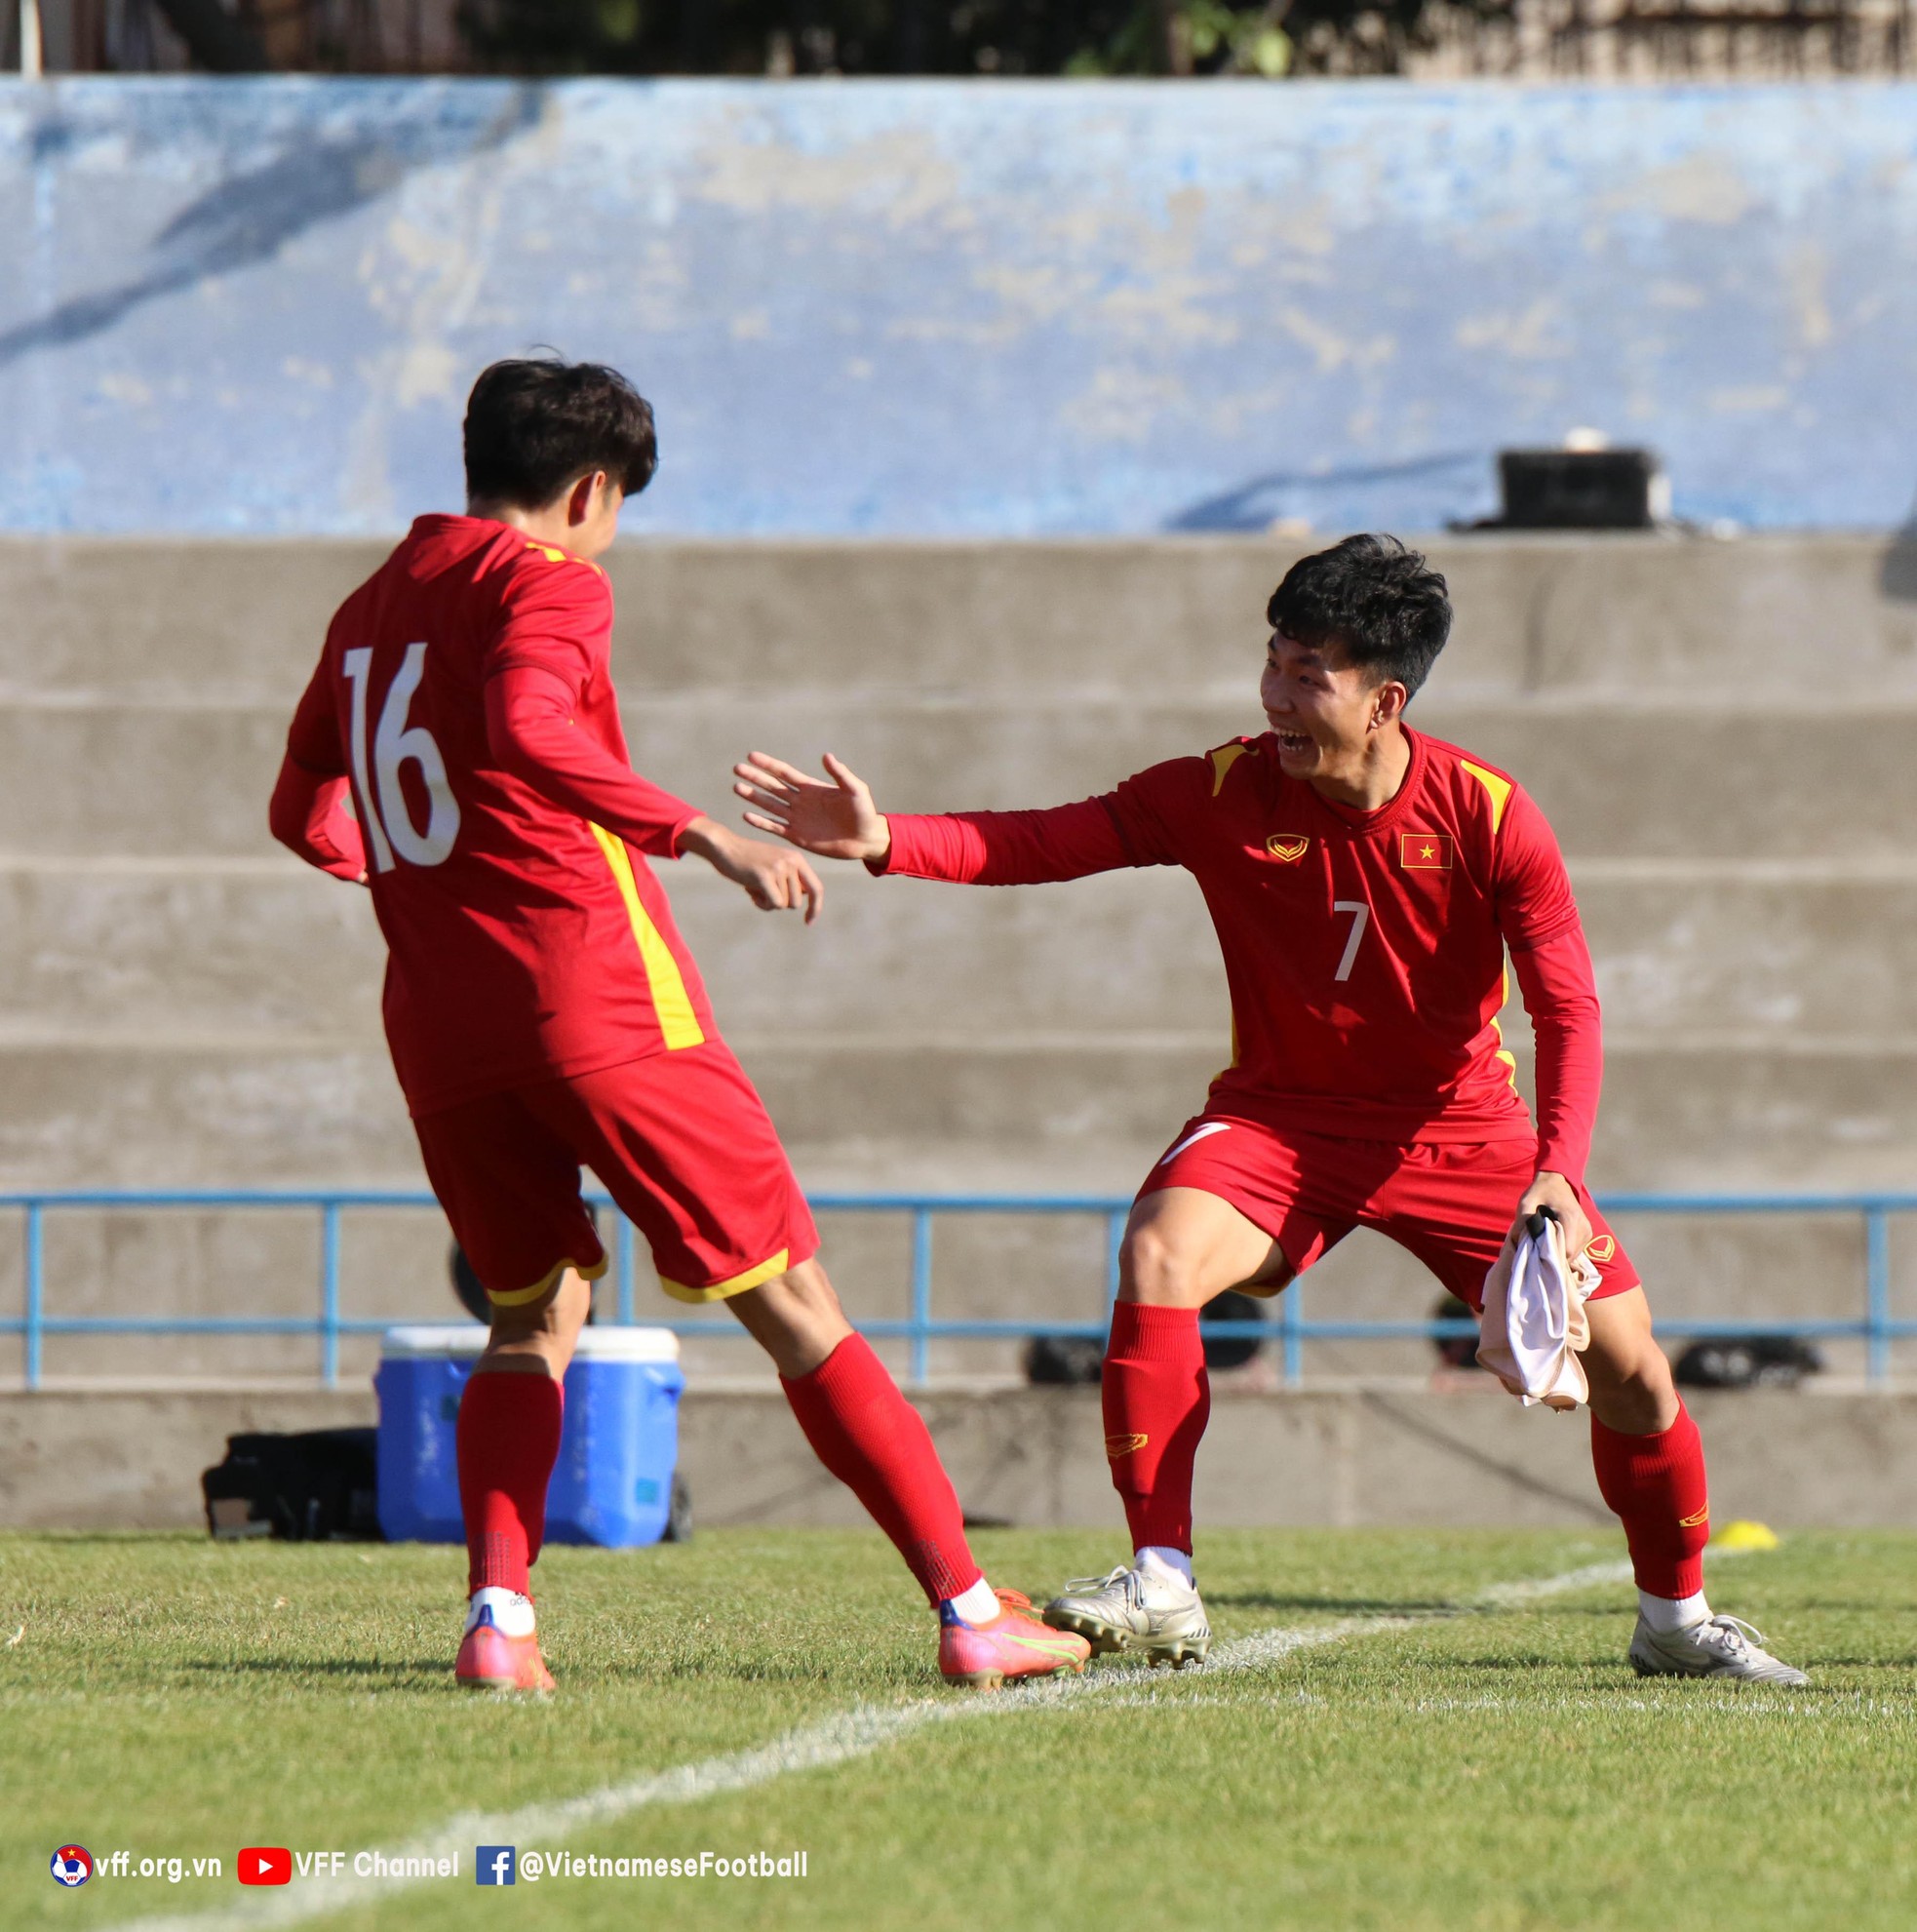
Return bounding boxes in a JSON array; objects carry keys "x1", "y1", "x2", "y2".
[
  {"x1": 1490, "y1": 963, "x2": 1519, "y2": 1093},
  {"x1": 524, "y1": 540, "x2": 606, "y2": 576},
  {"x1": 1460, "y1": 759, "x2": 1514, "y2": 833},
  {"x1": 1210, "y1": 743, "x2": 1251, "y2": 797},
  {"x1": 589, "y1": 823, "x2": 706, "y2": 1050}
]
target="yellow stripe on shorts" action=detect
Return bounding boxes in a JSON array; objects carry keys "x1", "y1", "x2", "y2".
[
  {"x1": 658, "y1": 1249, "x2": 792, "y2": 1305},
  {"x1": 487, "y1": 1252, "x2": 611, "y2": 1308}
]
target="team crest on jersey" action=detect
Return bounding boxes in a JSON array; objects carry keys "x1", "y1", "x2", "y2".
[
  {"x1": 1400, "y1": 833, "x2": 1454, "y2": 870},
  {"x1": 1265, "y1": 834, "x2": 1311, "y2": 863},
  {"x1": 1586, "y1": 1235, "x2": 1617, "y2": 1265}
]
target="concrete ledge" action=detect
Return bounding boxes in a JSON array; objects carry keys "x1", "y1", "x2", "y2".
[
  {"x1": 10, "y1": 700, "x2": 1917, "y2": 862},
  {"x1": 5, "y1": 536, "x2": 1916, "y2": 701},
  {"x1": 4, "y1": 1032, "x2": 1914, "y2": 1193},
  {"x1": 6, "y1": 1384, "x2": 1915, "y2": 1534}
]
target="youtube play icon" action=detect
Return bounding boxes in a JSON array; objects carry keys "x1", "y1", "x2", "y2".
[{"x1": 238, "y1": 1847, "x2": 292, "y2": 1887}]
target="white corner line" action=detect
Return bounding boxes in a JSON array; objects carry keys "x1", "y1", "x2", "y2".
[{"x1": 105, "y1": 1551, "x2": 1705, "y2": 1932}]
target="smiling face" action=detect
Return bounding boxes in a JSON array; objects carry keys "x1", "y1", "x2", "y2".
[{"x1": 1260, "y1": 628, "x2": 1410, "y2": 798}]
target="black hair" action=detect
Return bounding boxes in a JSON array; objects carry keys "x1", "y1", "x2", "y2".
[
  {"x1": 462, "y1": 357, "x2": 658, "y2": 509},
  {"x1": 1265, "y1": 534, "x2": 1452, "y2": 698}
]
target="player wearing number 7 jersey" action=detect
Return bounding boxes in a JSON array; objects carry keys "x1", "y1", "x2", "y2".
[
  {"x1": 267, "y1": 358, "x2": 1088, "y2": 1693},
  {"x1": 736, "y1": 534, "x2": 1806, "y2": 1686}
]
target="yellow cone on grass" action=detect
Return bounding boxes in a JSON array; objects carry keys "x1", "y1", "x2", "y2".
[{"x1": 1712, "y1": 1519, "x2": 1780, "y2": 1552}]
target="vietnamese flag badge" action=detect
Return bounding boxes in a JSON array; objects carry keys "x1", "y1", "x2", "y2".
[{"x1": 1400, "y1": 833, "x2": 1454, "y2": 870}]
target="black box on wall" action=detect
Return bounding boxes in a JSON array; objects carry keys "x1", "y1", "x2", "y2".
[{"x1": 1497, "y1": 449, "x2": 1669, "y2": 529}]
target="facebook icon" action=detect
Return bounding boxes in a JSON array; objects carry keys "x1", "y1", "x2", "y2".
[{"x1": 476, "y1": 1846, "x2": 516, "y2": 1886}]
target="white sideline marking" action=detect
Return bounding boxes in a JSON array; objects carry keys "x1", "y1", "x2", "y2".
[
  {"x1": 107, "y1": 1552, "x2": 1686, "y2": 1932},
  {"x1": 1473, "y1": 1557, "x2": 1635, "y2": 1605}
]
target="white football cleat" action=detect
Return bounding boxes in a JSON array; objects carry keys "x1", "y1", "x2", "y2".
[
  {"x1": 1628, "y1": 1612, "x2": 1808, "y2": 1686},
  {"x1": 1043, "y1": 1564, "x2": 1212, "y2": 1667}
]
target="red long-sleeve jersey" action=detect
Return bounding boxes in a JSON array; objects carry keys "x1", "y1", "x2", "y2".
[
  {"x1": 877, "y1": 728, "x2": 1601, "y2": 1182},
  {"x1": 270, "y1": 514, "x2": 714, "y2": 1118}
]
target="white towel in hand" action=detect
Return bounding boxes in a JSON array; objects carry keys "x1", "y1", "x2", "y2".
[{"x1": 1476, "y1": 1211, "x2": 1601, "y2": 1410}]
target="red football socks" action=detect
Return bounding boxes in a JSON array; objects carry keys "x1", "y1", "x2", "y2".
[
  {"x1": 781, "y1": 1334, "x2": 982, "y2": 1605},
  {"x1": 1102, "y1": 1302, "x2": 1210, "y2": 1555},
  {"x1": 1589, "y1": 1403, "x2": 1710, "y2": 1599},
  {"x1": 457, "y1": 1367, "x2": 567, "y2": 1597}
]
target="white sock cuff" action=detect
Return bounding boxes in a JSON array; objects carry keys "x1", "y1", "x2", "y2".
[
  {"x1": 1136, "y1": 1546, "x2": 1194, "y2": 1588},
  {"x1": 945, "y1": 1576, "x2": 1002, "y2": 1625},
  {"x1": 1638, "y1": 1588, "x2": 1709, "y2": 1635}
]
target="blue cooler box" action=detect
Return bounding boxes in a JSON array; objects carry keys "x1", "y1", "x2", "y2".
[{"x1": 375, "y1": 1324, "x2": 684, "y2": 1547}]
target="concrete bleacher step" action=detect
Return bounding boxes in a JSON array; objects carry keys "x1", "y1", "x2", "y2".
[
  {"x1": 0, "y1": 1035, "x2": 1910, "y2": 1195},
  {"x1": 4, "y1": 859, "x2": 1916, "y2": 1043},
  {"x1": 8, "y1": 533, "x2": 1914, "y2": 703},
  {"x1": 5, "y1": 698, "x2": 1914, "y2": 862}
]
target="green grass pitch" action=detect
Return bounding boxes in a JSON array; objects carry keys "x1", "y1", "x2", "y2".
[{"x1": 7, "y1": 1526, "x2": 1917, "y2": 1930}]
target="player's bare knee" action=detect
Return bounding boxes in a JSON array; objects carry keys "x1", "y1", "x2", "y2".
[
  {"x1": 479, "y1": 1268, "x2": 591, "y2": 1376},
  {"x1": 1120, "y1": 1227, "x2": 1210, "y2": 1309},
  {"x1": 1586, "y1": 1345, "x2": 1679, "y2": 1434}
]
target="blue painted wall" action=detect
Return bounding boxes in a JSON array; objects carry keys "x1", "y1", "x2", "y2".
[{"x1": 2, "y1": 78, "x2": 1915, "y2": 535}]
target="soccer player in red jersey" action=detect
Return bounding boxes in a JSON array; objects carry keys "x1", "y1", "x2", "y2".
[
  {"x1": 268, "y1": 358, "x2": 1088, "y2": 1693},
  {"x1": 735, "y1": 534, "x2": 1807, "y2": 1685}
]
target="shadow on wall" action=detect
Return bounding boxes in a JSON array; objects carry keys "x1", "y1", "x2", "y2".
[
  {"x1": 1882, "y1": 498, "x2": 1917, "y2": 602},
  {"x1": 0, "y1": 85, "x2": 547, "y2": 370},
  {"x1": 1164, "y1": 452, "x2": 1486, "y2": 533}
]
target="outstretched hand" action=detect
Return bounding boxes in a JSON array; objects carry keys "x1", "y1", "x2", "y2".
[
  {"x1": 732, "y1": 752, "x2": 890, "y2": 865},
  {"x1": 679, "y1": 815, "x2": 824, "y2": 925}
]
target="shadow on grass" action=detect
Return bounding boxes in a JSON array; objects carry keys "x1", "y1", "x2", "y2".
[
  {"x1": 9, "y1": 1531, "x2": 214, "y2": 1546},
  {"x1": 1431, "y1": 1655, "x2": 1572, "y2": 1674},
  {"x1": 1209, "y1": 1594, "x2": 1627, "y2": 1619},
  {"x1": 186, "y1": 1657, "x2": 442, "y2": 1679},
  {"x1": 1207, "y1": 1593, "x2": 1461, "y2": 1615}
]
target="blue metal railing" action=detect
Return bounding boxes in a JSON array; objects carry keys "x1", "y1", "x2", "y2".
[{"x1": 1, "y1": 1188, "x2": 1913, "y2": 1392}]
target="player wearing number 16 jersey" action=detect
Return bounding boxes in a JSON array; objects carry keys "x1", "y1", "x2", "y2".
[
  {"x1": 268, "y1": 357, "x2": 1087, "y2": 1693},
  {"x1": 735, "y1": 534, "x2": 1806, "y2": 1686}
]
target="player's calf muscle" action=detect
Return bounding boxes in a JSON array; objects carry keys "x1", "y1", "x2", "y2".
[{"x1": 727, "y1": 1258, "x2": 854, "y2": 1377}]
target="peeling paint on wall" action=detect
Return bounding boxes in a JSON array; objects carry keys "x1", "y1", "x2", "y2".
[{"x1": 1, "y1": 78, "x2": 1915, "y2": 535}]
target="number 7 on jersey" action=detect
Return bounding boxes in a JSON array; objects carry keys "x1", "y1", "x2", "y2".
[{"x1": 1333, "y1": 899, "x2": 1369, "y2": 982}]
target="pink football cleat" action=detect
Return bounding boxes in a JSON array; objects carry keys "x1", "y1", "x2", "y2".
[
  {"x1": 939, "y1": 1588, "x2": 1093, "y2": 1689},
  {"x1": 455, "y1": 1597, "x2": 556, "y2": 1693}
]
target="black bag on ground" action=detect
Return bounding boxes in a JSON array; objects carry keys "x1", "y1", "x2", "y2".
[
  {"x1": 1024, "y1": 1334, "x2": 1105, "y2": 1385},
  {"x1": 1202, "y1": 1289, "x2": 1268, "y2": 1370},
  {"x1": 1672, "y1": 1335, "x2": 1823, "y2": 1392},
  {"x1": 1024, "y1": 1289, "x2": 1273, "y2": 1384},
  {"x1": 202, "y1": 1429, "x2": 382, "y2": 1541}
]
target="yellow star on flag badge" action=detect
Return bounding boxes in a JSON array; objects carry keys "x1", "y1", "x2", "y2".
[{"x1": 1399, "y1": 833, "x2": 1454, "y2": 869}]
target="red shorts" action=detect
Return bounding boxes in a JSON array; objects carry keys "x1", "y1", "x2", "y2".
[
  {"x1": 1142, "y1": 1114, "x2": 1638, "y2": 1309},
  {"x1": 413, "y1": 1040, "x2": 819, "y2": 1308}
]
